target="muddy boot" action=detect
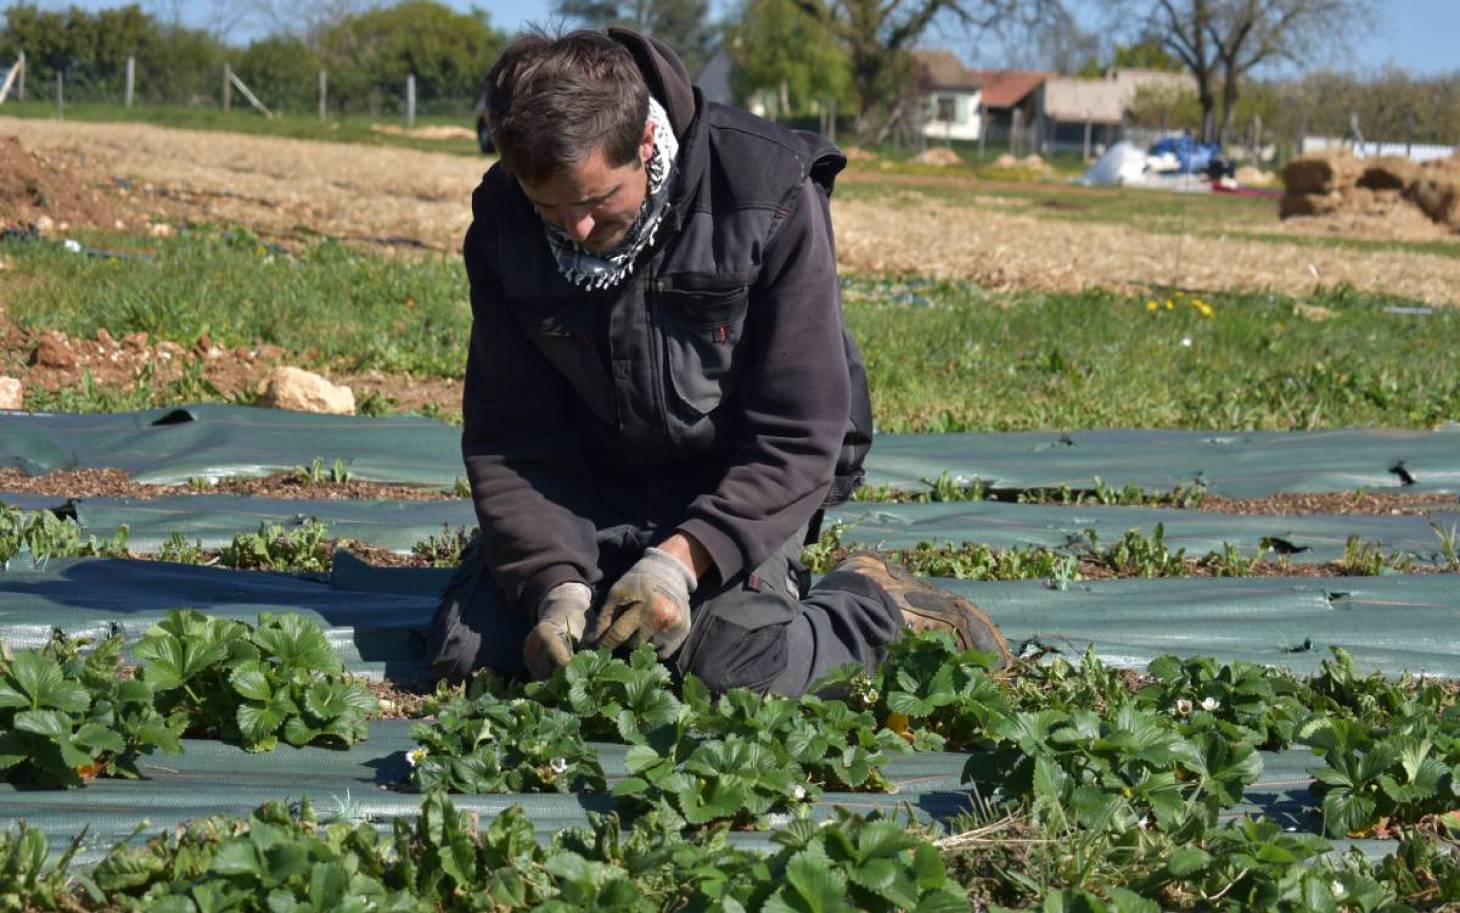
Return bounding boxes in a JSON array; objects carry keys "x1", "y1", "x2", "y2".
[{"x1": 831, "y1": 552, "x2": 1011, "y2": 667}]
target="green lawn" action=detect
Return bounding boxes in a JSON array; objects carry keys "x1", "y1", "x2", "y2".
[
  {"x1": 0, "y1": 100, "x2": 485, "y2": 157},
  {"x1": 3, "y1": 226, "x2": 1457, "y2": 430}
]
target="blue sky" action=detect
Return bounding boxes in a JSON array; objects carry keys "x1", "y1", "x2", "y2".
[{"x1": 38, "y1": 0, "x2": 1460, "y2": 76}]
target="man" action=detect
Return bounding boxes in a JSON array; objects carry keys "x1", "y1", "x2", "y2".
[{"x1": 428, "y1": 28, "x2": 1009, "y2": 694}]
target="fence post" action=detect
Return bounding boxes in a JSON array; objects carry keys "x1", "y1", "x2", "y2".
[
  {"x1": 125, "y1": 56, "x2": 135, "y2": 108},
  {"x1": 406, "y1": 73, "x2": 416, "y2": 130},
  {"x1": 1083, "y1": 112, "x2": 1092, "y2": 161},
  {"x1": 16, "y1": 51, "x2": 23, "y2": 102},
  {"x1": 55, "y1": 70, "x2": 62, "y2": 119},
  {"x1": 318, "y1": 69, "x2": 327, "y2": 121},
  {"x1": 223, "y1": 63, "x2": 232, "y2": 113}
]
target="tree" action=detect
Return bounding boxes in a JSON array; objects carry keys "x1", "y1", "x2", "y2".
[
  {"x1": 785, "y1": 0, "x2": 1060, "y2": 138},
  {"x1": 314, "y1": 1, "x2": 506, "y2": 113},
  {"x1": 726, "y1": 0, "x2": 853, "y2": 117},
  {"x1": 553, "y1": 0, "x2": 716, "y2": 76},
  {"x1": 237, "y1": 36, "x2": 321, "y2": 112},
  {"x1": 1127, "y1": 0, "x2": 1371, "y2": 143}
]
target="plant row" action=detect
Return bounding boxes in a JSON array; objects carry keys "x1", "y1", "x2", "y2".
[
  {"x1": 3, "y1": 779, "x2": 1459, "y2": 912},
  {"x1": 407, "y1": 634, "x2": 1460, "y2": 845},
  {"x1": 0, "y1": 610, "x2": 376, "y2": 787}
]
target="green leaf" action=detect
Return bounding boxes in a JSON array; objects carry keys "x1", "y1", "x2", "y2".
[
  {"x1": 237, "y1": 704, "x2": 284, "y2": 747},
  {"x1": 1166, "y1": 846, "x2": 1211, "y2": 877},
  {"x1": 4, "y1": 650, "x2": 90, "y2": 713},
  {"x1": 780, "y1": 851, "x2": 848, "y2": 913},
  {"x1": 229, "y1": 662, "x2": 274, "y2": 702},
  {"x1": 72, "y1": 722, "x2": 126, "y2": 755},
  {"x1": 14, "y1": 708, "x2": 73, "y2": 739},
  {"x1": 211, "y1": 839, "x2": 264, "y2": 876}
]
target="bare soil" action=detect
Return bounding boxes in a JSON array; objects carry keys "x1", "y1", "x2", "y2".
[
  {"x1": 0, "y1": 323, "x2": 462, "y2": 418},
  {"x1": 0, "y1": 467, "x2": 454, "y2": 500},
  {"x1": 0, "y1": 134, "x2": 133, "y2": 233},
  {"x1": 3, "y1": 118, "x2": 1457, "y2": 304},
  {"x1": 1199, "y1": 491, "x2": 1460, "y2": 516}
]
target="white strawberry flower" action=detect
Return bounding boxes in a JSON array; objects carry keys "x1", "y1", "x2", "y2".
[
  {"x1": 1201, "y1": 696, "x2": 1220, "y2": 712},
  {"x1": 550, "y1": 757, "x2": 570, "y2": 774},
  {"x1": 791, "y1": 784, "x2": 807, "y2": 801},
  {"x1": 1331, "y1": 880, "x2": 1346, "y2": 898},
  {"x1": 406, "y1": 746, "x2": 429, "y2": 768},
  {"x1": 1174, "y1": 698, "x2": 1193, "y2": 715}
]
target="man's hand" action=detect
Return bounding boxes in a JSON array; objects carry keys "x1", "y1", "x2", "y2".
[
  {"x1": 586, "y1": 545, "x2": 697, "y2": 658},
  {"x1": 523, "y1": 581, "x2": 593, "y2": 680}
]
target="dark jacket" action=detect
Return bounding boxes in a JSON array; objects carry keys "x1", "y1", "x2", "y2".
[{"x1": 460, "y1": 29, "x2": 871, "y2": 614}]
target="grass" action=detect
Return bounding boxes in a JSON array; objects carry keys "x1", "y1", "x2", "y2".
[
  {"x1": 0, "y1": 100, "x2": 484, "y2": 157},
  {"x1": 3, "y1": 227, "x2": 1459, "y2": 431}
]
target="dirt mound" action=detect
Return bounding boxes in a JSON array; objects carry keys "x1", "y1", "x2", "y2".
[
  {"x1": 1280, "y1": 150, "x2": 1460, "y2": 236},
  {"x1": 842, "y1": 145, "x2": 877, "y2": 162},
  {"x1": 0, "y1": 135, "x2": 124, "y2": 231},
  {"x1": 912, "y1": 146, "x2": 961, "y2": 167}
]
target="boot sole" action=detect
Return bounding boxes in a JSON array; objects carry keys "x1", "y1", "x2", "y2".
[{"x1": 847, "y1": 552, "x2": 1012, "y2": 667}]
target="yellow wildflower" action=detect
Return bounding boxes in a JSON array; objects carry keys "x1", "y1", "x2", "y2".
[
  {"x1": 1146, "y1": 300, "x2": 1159, "y2": 312},
  {"x1": 1165, "y1": 300, "x2": 1175, "y2": 310}
]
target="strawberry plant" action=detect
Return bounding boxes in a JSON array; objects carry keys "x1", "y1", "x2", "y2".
[
  {"x1": 524, "y1": 646, "x2": 685, "y2": 744},
  {"x1": 1, "y1": 504, "x2": 130, "y2": 566},
  {"x1": 409, "y1": 692, "x2": 605, "y2": 794},
  {"x1": 816, "y1": 631, "x2": 1010, "y2": 751},
  {"x1": 1301, "y1": 712, "x2": 1460, "y2": 838},
  {"x1": 217, "y1": 519, "x2": 334, "y2": 573},
  {"x1": 1135, "y1": 656, "x2": 1310, "y2": 750},
  {"x1": 135, "y1": 609, "x2": 376, "y2": 752},
  {"x1": 680, "y1": 677, "x2": 904, "y2": 791},
  {"x1": 0, "y1": 634, "x2": 182, "y2": 788}
]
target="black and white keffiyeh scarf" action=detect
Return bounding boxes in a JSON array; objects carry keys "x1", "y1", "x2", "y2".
[{"x1": 544, "y1": 96, "x2": 679, "y2": 291}]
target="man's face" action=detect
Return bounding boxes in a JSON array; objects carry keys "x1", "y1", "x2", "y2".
[{"x1": 520, "y1": 122, "x2": 656, "y2": 253}]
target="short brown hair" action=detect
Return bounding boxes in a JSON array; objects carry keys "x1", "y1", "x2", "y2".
[{"x1": 486, "y1": 30, "x2": 650, "y2": 186}]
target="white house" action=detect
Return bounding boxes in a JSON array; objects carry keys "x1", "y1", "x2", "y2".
[{"x1": 914, "y1": 50, "x2": 983, "y2": 142}]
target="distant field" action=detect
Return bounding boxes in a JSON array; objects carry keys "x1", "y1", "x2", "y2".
[{"x1": 0, "y1": 100, "x2": 484, "y2": 157}]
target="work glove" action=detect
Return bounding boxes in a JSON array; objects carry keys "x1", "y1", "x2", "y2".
[
  {"x1": 585, "y1": 547, "x2": 696, "y2": 658},
  {"x1": 522, "y1": 581, "x2": 593, "y2": 680}
]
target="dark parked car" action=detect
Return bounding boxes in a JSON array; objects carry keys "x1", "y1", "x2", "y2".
[{"x1": 475, "y1": 93, "x2": 494, "y2": 154}]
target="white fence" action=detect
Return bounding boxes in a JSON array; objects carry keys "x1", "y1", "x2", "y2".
[{"x1": 1301, "y1": 136, "x2": 1456, "y2": 163}]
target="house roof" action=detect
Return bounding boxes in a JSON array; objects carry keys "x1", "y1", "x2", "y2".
[
  {"x1": 965, "y1": 70, "x2": 1051, "y2": 108},
  {"x1": 913, "y1": 50, "x2": 981, "y2": 91}
]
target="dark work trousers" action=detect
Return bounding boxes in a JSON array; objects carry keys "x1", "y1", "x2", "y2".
[{"x1": 427, "y1": 521, "x2": 905, "y2": 696}]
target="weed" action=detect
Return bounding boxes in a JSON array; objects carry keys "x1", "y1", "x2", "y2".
[
  {"x1": 411, "y1": 525, "x2": 476, "y2": 568},
  {"x1": 217, "y1": 519, "x2": 333, "y2": 573},
  {"x1": 156, "y1": 532, "x2": 210, "y2": 565},
  {"x1": 1339, "y1": 536, "x2": 1415, "y2": 576},
  {"x1": 1428, "y1": 515, "x2": 1460, "y2": 571}
]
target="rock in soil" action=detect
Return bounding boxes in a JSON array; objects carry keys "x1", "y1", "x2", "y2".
[
  {"x1": 0, "y1": 375, "x2": 20, "y2": 410},
  {"x1": 256, "y1": 365, "x2": 356, "y2": 415}
]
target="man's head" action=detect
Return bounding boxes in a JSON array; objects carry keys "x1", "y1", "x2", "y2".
[{"x1": 486, "y1": 30, "x2": 656, "y2": 252}]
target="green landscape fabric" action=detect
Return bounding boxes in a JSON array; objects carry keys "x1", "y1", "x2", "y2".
[
  {"x1": 0, "y1": 720, "x2": 1382, "y2": 865},
  {"x1": 2, "y1": 557, "x2": 1458, "y2": 679},
  {"x1": 3, "y1": 491, "x2": 1456, "y2": 562},
  {"x1": 864, "y1": 426, "x2": 1460, "y2": 496},
  {"x1": 4, "y1": 405, "x2": 1460, "y2": 495},
  {"x1": 831, "y1": 501, "x2": 1460, "y2": 565}
]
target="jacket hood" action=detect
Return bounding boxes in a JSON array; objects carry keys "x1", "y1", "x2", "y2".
[{"x1": 607, "y1": 27, "x2": 697, "y2": 140}]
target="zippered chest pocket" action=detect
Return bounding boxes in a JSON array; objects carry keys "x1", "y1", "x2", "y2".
[
  {"x1": 655, "y1": 279, "x2": 752, "y2": 415},
  {"x1": 520, "y1": 313, "x2": 616, "y2": 424}
]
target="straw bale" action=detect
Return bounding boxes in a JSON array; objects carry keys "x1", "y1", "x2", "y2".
[
  {"x1": 1235, "y1": 165, "x2": 1276, "y2": 186},
  {"x1": 1282, "y1": 151, "x2": 1360, "y2": 195},
  {"x1": 1356, "y1": 156, "x2": 1418, "y2": 191},
  {"x1": 1406, "y1": 158, "x2": 1460, "y2": 228},
  {"x1": 1279, "y1": 192, "x2": 1343, "y2": 219}
]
